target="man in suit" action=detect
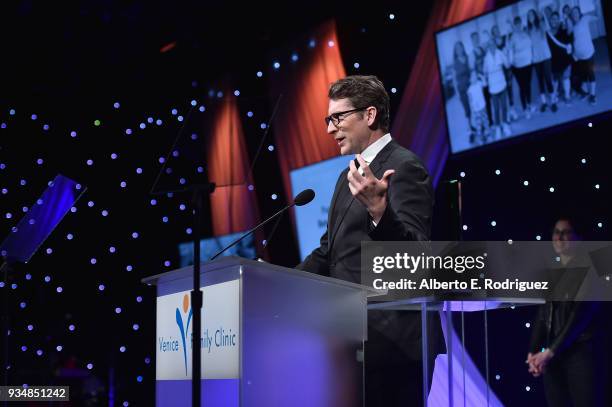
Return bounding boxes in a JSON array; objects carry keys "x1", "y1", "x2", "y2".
[{"x1": 296, "y1": 75, "x2": 438, "y2": 406}]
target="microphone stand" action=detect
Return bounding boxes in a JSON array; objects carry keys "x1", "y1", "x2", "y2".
[
  {"x1": 210, "y1": 203, "x2": 295, "y2": 261},
  {"x1": 190, "y1": 183, "x2": 213, "y2": 407},
  {"x1": 150, "y1": 95, "x2": 283, "y2": 407},
  {"x1": 262, "y1": 212, "x2": 283, "y2": 251},
  {"x1": 149, "y1": 103, "x2": 216, "y2": 407},
  {"x1": 210, "y1": 188, "x2": 314, "y2": 261}
]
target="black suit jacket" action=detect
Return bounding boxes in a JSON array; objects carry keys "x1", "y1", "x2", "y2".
[{"x1": 297, "y1": 140, "x2": 434, "y2": 360}]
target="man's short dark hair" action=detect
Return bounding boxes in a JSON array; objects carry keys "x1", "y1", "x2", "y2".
[{"x1": 328, "y1": 75, "x2": 390, "y2": 132}]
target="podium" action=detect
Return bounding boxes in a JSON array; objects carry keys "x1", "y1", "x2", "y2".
[{"x1": 142, "y1": 256, "x2": 381, "y2": 407}]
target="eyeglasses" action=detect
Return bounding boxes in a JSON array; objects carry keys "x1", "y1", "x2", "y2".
[
  {"x1": 324, "y1": 107, "x2": 367, "y2": 127},
  {"x1": 553, "y1": 228, "x2": 575, "y2": 237}
]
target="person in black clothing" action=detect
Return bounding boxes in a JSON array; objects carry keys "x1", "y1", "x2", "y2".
[
  {"x1": 453, "y1": 41, "x2": 471, "y2": 121},
  {"x1": 471, "y1": 31, "x2": 492, "y2": 124},
  {"x1": 527, "y1": 218, "x2": 608, "y2": 407},
  {"x1": 547, "y1": 12, "x2": 573, "y2": 106},
  {"x1": 297, "y1": 75, "x2": 441, "y2": 407}
]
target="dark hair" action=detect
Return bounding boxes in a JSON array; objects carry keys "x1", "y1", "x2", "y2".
[
  {"x1": 470, "y1": 31, "x2": 479, "y2": 38},
  {"x1": 328, "y1": 75, "x2": 391, "y2": 132},
  {"x1": 527, "y1": 9, "x2": 541, "y2": 31},
  {"x1": 551, "y1": 11, "x2": 559, "y2": 19},
  {"x1": 453, "y1": 41, "x2": 467, "y2": 61},
  {"x1": 513, "y1": 16, "x2": 522, "y2": 26}
]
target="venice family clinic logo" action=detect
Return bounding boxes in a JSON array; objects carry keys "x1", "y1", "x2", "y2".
[{"x1": 175, "y1": 293, "x2": 193, "y2": 375}]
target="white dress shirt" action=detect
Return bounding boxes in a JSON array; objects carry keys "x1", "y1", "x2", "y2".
[
  {"x1": 359, "y1": 133, "x2": 392, "y2": 168},
  {"x1": 355, "y1": 133, "x2": 392, "y2": 226}
]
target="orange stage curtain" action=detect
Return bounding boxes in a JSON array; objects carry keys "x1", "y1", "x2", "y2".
[
  {"x1": 271, "y1": 20, "x2": 346, "y2": 203},
  {"x1": 206, "y1": 94, "x2": 261, "y2": 236},
  {"x1": 392, "y1": 0, "x2": 494, "y2": 185}
]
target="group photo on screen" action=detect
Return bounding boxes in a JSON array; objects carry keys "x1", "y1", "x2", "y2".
[{"x1": 436, "y1": 0, "x2": 610, "y2": 153}]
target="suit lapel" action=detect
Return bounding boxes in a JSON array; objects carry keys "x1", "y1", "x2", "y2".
[
  {"x1": 368, "y1": 140, "x2": 396, "y2": 178},
  {"x1": 328, "y1": 184, "x2": 354, "y2": 252}
]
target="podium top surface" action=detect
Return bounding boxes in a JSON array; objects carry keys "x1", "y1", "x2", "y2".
[{"x1": 141, "y1": 256, "x2": 384, "y2": 297}]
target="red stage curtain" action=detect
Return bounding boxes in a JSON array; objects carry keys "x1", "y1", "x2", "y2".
[
  {"x1": 206, "y1": 95, "x2": 261, "y2": 236},
  {"x1": 271, "y1": 20, "x2": 346, "y2": 203},
  {"x1": 392, "y1": 0, "x2": 494, "y2": 185}
]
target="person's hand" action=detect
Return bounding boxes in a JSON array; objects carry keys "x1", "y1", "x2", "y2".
[
  {"x1": 526, "y1": 352, "x2": 541, "y2": 377},
  {"x1": 532, "y1": 348, "x2": 554, "y2": 374},
  {"x1": 347, "y1": 154, "x2": 394, "y2": 224}
]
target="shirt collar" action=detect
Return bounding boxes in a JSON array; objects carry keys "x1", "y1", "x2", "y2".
[{"x1": 359, "y1": 133, "x2": 392, "y2": 164}]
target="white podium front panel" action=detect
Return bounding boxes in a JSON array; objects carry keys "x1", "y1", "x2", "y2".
[
  {"x1": 144, "y1": 257, "x2": 373, "y2": 406},
  {"x1": 156, "y1": 279, "x2": 240, "y2": 380}
]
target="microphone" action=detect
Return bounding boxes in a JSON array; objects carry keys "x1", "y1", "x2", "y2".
[
  {"x1": 293, "y1": 188, "x2": 315, "y2": 206},
  {"x1": 209, "y1": 189, "x2": 315, "y2": 261}
]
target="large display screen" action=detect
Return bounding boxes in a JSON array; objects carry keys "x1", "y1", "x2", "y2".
[{"x1": 435, "y1": 0, "x2": 609, "y2": 153}]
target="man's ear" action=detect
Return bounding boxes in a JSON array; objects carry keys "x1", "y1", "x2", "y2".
[{"x1": 366, "y1": 106, "x2": 377, "y2": 127}]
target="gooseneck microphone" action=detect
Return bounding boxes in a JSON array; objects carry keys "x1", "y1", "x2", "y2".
[
  {"x1": 209, "y1": 188, "x2": 315, "y2": 261},
  {"x1": 292, "y1": 188, "x2": 315, "y2": 206}
]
